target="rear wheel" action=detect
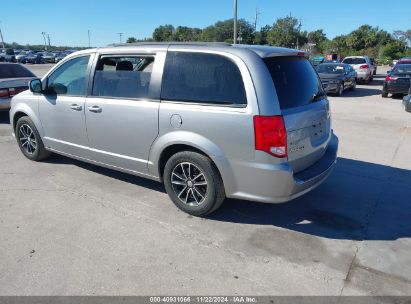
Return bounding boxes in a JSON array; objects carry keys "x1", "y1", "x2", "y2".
[
  {"x1": 15, "y1": 116, "x2": 50, "y2": 161},
  {"x1": 163, "y1": 151, "x2": 225, "y2": 216},
  {"x1": 382, "y1": 91, "x2": 388, "y2": 98}
]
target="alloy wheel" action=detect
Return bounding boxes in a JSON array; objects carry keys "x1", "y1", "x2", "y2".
[
  {"x1": 171, "y1": 162, "x2": 208, "y2": 206},
  {"x1": 18, "y1": 124, "x2": 37, "y2": 155}
]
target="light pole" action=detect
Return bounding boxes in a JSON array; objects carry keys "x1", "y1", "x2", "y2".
[
  {"x1": 0, "y1": 21, "x2": 5, "y2": 50},
  {"x1": 41, "y1": 32, "x2": 47, "y2": 50},
  {"x1": 88, "y1": 30, "x2": 91, "y2": 48},
  {"x1": 233, "y1": 0, "x2": 237, "y2": 44},
  {"x1": 117, "y1": 32, "x2": 123, "y2": 44}
]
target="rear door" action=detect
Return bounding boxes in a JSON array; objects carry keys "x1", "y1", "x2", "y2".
[
  {"x1": 264, "y1": 56, "x2": 331, "y2": 173},
  {"x1": 84, "y1": 52, "x2": 164, "y2": 174}
]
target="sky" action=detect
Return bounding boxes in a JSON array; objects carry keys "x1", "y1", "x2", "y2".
[{"x1": 1, "y1": 0, "x2": 410, "y2": 47}]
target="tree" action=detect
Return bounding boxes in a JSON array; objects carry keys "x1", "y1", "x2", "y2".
[
  {"x1": 126, "y1": 37, "x2": 137, "y2": 43},
  {"x1": 267, "y1": 16, "x2": 305, "y2": 48},
  {"x1": 173, "y1": 26, "x2": 202, "y2": 41},
  {"x1": 255, "y1": 25, "x2": 271, "y2": 45},
  {"x1": 153, "y1": 25, "x2": 175, "y2": 41},
  {"x1": 307, "y1": 29, "x2": 328, "y2": 51},
  {"x1": 200, "y1": 19, "x2": 254, "y2": 44}
]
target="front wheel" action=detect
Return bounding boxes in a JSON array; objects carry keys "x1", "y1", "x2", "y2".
[
  {"x1": 15, "y1": 116, "x2": 50, "y2": 161},
  {"x1": 163, "y1": 151, "x2": 225, "y2": 216},
  {"x1": 337, "y1": 83, "x2": 344, "y2": 96}
]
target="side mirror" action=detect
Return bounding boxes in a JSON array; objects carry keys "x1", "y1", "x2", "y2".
[{"x1": 29, "y1": 79, "x2": 42, "y2": 93}]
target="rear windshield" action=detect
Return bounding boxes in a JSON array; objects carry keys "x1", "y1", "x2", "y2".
[
  {"x1": 0, "y1": 64, "x2": 35, "y2": 79},
  {"x1": 264, "y1": 56, "x2": 324, "y2": 109},
  {"x1": 342, "y1": 58, "x2": 366, "y2": 64},
  {"x1": 316, "y1": 64, "x2": 344, "y2": 74},
  {"x1": 392, "y1": 64, "x2": 411, "y2": 74}
]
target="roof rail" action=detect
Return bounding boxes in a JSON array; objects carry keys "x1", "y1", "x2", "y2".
[{"x1": 107, "y1": 42, "x2": 232, "y2": 47}]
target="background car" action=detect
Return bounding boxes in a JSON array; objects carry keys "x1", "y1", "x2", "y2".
[
  {"x1": 341, "y1": 56, "x2": 374, "y2": 84},
  {"x1": 316, "y1": 63, "x2": 357, "y2": 96},
  {"x1": 0, "y1": 63, "x2": 36, "y2": 110},
  {"x1": 15, "y1": 50, "x2": 33, "y2": 63},
  {"x1": 25, "y1": 53, "x2": 45, "y2": 64},
  {"x1": 382, "y1": 63, "x2": 411, "y2": 98},
  {"x1": 1, "y1": 49, "x2": 17, "y2": 63},
  {"x1": 54, "y1": 52, "x2": 67, "y2": 63},
  {"x1": 41, "y1": 52, "x2": 56, "y2": 63}
]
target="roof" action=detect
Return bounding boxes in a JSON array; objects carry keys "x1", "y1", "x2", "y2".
[{"x1": 100, "y1": 42, "x2": 305, "y2": 58}]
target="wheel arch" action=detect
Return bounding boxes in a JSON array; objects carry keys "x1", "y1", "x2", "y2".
[
  {"x1": 11, "y1": 104, "x2": 44, "y2": 138},
  {"x1": 149, "y1": 131, "x2": 237, "y2": 195}
]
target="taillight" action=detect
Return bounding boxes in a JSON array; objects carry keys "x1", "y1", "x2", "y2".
[
  {"x1": 0, "y1": 89, "x2": 9, "y2": 98},
  {"x1": 359, "y1": 64, "x2": 369, "y2": 69},
  {"x1": 385, "y1": 76, "x2": 398, "y2": 81},
  {"x1": 254, "y1": 115, "x2": 287, "y2": 158}
]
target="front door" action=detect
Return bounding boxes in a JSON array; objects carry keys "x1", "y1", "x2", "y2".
[
  {"x1": 38, "y1": 55, "x2": 92, "y2": 159},
  {"x1": 84, "y1": 53, "x2": 163, "y2": 174}
]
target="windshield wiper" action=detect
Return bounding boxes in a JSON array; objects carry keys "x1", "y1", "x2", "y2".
[{"x1": 310, "y1": 91, "x2": 326, "y2": 103}]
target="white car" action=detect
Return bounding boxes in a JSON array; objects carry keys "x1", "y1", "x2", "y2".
[{"x1": 342, "y1": 56, "x2": 374, "y2": 84}]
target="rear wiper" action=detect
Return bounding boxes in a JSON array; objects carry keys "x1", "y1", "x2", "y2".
[{"x1": 310, "y1": 92, "x2": 326, "y2": 102}]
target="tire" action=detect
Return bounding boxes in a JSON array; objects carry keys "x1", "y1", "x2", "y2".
[
  {"x1": 163, "y1": 151, "x2": 225, "y2": 216},
  {"x1": 337, "y1": 83, "x2": 344, "y2": 96},
  {"x1": 349, "y1": 79, "x2": 356, "y2": 91},
  {"x1": 15, "y1": 116, "x2": 50, "y2": 161},
  {"x1": 382, "y1": 91, "x2": 388, "y2": 98}
]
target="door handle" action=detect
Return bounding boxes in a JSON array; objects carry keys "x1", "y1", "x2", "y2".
[
  {"x1": 70, "y1": 104, "x2": 82, "y2": 111},
  {"x1": 88, "y1": 106, "x2": 102, "y2": 113}
]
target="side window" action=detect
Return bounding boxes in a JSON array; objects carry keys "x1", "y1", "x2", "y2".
[
  {"x1": 161, "y1": 52, "x2": 247, "y2": 105},
  {"x1": 92, "y1": 55, "x2": 155, "y2": 99},
  {"x1": 47, "y1": 55, "x2": 90, "y2": 96}
]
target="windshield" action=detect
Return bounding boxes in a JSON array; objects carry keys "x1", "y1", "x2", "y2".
[
  {"x1": 316, "y1": 64, "x2": 344, "y2": 74},
  {"x1": 264, "y1": 56, "x2": 325, "y2": 110},
  {"x1": 342, "y1": 58, "x2": 366, "y2": 65},
  {"x1": 392, "y1": 64, "x2": 411, "y2": 75},
  {"x1": 0, "y1": 64, "x2": 35, "y2": 79}
]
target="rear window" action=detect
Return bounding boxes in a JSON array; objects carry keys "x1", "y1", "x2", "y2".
[
  {"x1": 392, "y1": 64, "x2": 411, "y2": 74},
  {"x1": 264, "y1": 56, "x2": 324, "y2": 110},
  {"x1": 342, "y1": 58, "x2": 366, "y2": 64},
  {"x1": 161, "y1": 52, "x2": 247, "y2": 106},
  {"x1": 0, "y1": 64, "x2": 35, "y2": 79}
]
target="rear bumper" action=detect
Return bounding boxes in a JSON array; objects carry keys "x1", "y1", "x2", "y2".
[
  {"x1": 0, "y1": 98, "x2": 11, "y2": 110},
  {"x1": 355, "y1": 70, "x2": 370, "y2": 80},
  {"x1": 227, "y1": 134, "x2": 338, "y2": 203},
  {"x1": 384, "y1": 83, "x2": 410, "y2": 95}
]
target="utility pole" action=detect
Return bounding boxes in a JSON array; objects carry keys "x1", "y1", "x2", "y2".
[
  {"x1": 41, "y1": 32, "x2": 47, "y2": 50},
  {"x1": 47, "y1": 34, "x2": 51, "y2": 48},
  {"x1": 88, "y1": 30, "x2": 91, "y2": 48},
  {"x1": 233, "y1": 0, "x2": 237, "y2": 44},
  {"x1": 253, "y1": 8, "x2": 261, "y2": 33},
  {"x1": 117, "y1": 32, "x2": 123, "y2": 44}
]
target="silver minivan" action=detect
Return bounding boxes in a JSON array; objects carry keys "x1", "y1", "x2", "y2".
[{"x1": 10, "y1": 43, "x2": 338, "y2": 216}]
